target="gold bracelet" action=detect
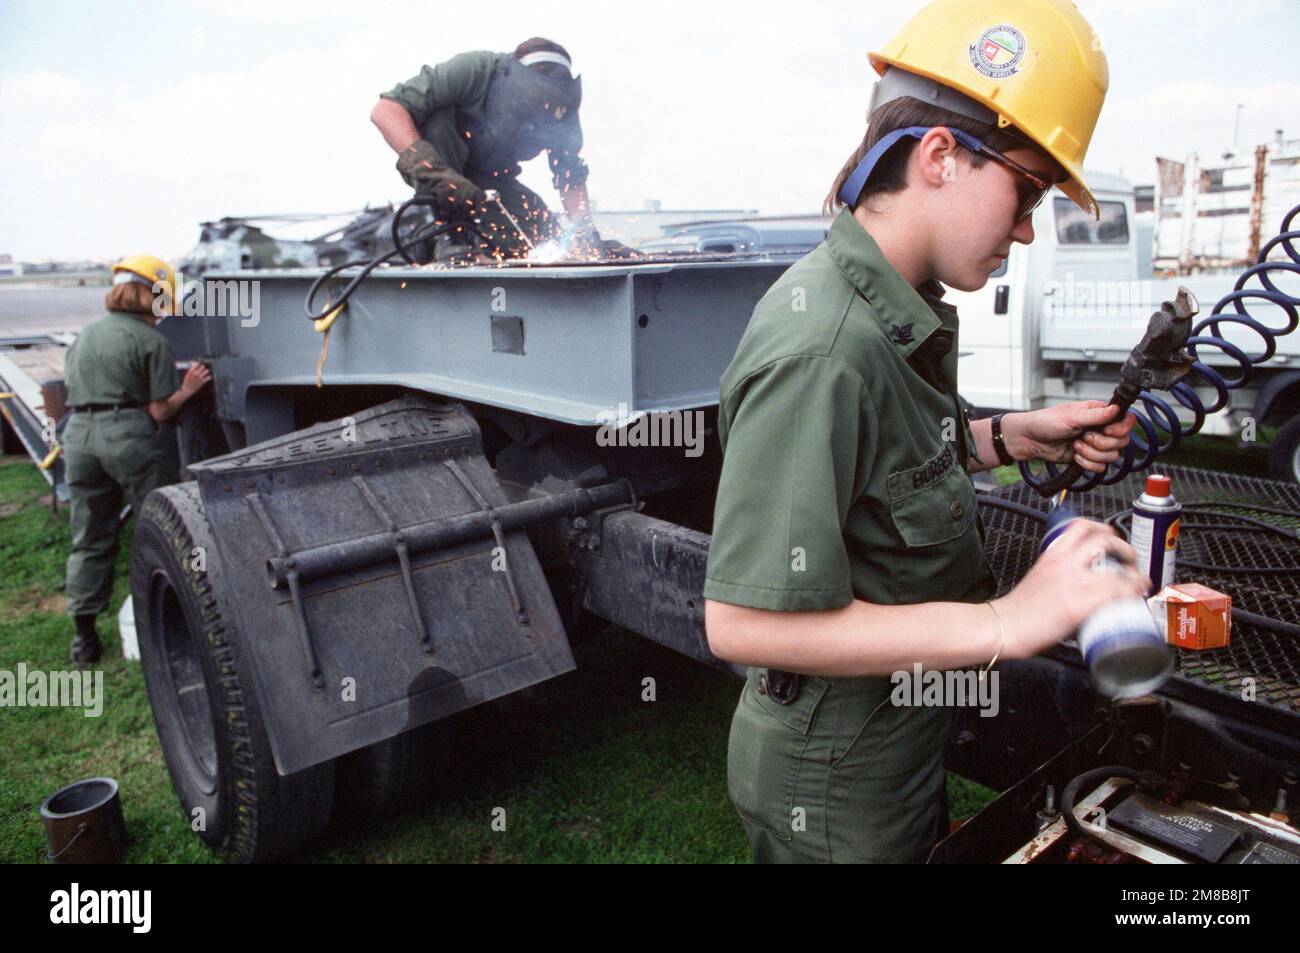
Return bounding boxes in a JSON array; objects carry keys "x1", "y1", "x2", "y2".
[{"x1": 981, "y1": 600, "x2": 1007, "y2": 681}]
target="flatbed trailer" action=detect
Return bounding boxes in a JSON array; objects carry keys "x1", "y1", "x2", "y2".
[{"x1": 8, "y1": 254, "x2": 1298, "y2": 862}]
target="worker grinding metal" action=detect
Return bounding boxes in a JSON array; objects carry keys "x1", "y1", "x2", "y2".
[
  {"x1": 372, "y1": 37, "x2": 630, "y2": 262},
  {"x1": 703, "y1": 0, "x2": 1153, "y2": 863},
  {"x1": 61, "y1": 256, "x2": 210, "y2": 667}
]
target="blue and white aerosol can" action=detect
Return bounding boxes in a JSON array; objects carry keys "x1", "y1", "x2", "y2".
[
  {"x1": 1040, "y1": 501, "x2": 1173, "y2": 699},
  {"x1": 1128, "y1": 474, "x2": 1181, "y2": 593}
]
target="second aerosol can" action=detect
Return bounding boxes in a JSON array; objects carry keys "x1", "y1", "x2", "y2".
[{"x1": 1128, "y1": 474, "x2": 1181, "y2": 593}]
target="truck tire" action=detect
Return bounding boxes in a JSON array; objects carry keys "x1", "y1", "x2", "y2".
[
  {"x1": 1269, "y1": 415, "x2": 1300, "y2": 484},
  {"x1": 331, "y1": 719, "x2": 457, "y2": 823},
  {"x1": 131, "y1": 483, "x2": 335, "y2": 862}
]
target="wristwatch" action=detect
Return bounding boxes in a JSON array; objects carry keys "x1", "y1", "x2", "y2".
[{"x1": 990, "y1": 413, "x2": 1016, "y2": 467}]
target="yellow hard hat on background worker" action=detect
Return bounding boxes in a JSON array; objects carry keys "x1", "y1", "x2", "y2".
[
  {"x1": 111, "y1": 254, "x2": 176, "y2": 315},
  {"x1": 869, "y1": 0, "x2": 1109, "y2": 218}
]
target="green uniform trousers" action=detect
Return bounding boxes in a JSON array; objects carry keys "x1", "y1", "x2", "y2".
[
  {"x1": 727, "y1": 667, "x2": 951, "y2": 863},
  {"x1": 63, "y1": 409, "x2": 176, "y2": 616}
]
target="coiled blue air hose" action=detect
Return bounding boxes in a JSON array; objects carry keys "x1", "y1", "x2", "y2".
[{"x1": 1019, "y1": 203, "x2": 1300, "y2": 493}]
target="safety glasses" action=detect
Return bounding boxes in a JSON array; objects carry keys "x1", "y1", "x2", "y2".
[
  {"x1": 957, "y1": 136, "x2": 1054, "y2": 223},
  {"x1": 836, "y1": 124, "x2": 1056, "y2": 224}
]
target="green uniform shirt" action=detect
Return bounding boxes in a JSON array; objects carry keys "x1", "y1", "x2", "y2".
[
  {"x1": 711, "y1": 208, "x2": 999, "y2": 863},
  {"x1": 381, "y1": 50, "x2": 588, "y2": 191},
  {"x1": 704, "y1": 208, "x2": 996, "y2": 611},
  {"x1": 64, "y1": 311, "x2": 179, "y2": 407}
]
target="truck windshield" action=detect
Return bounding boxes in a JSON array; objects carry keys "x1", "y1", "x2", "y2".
[{"x1": 1054, "y1": 198, "x2": 1129, "y2": 245}]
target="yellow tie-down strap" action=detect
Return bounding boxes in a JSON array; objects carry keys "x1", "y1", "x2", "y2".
[{"x1": 314, "y1": 303, "x2": 346, "y2": 334}]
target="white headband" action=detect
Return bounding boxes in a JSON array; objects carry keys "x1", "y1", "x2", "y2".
[
  {"x1": 113, "y1": 271, "x2": 155, "y2": 288},
  {"x1": 518, "y1": 50, "x2": 572, "y2": 71}
]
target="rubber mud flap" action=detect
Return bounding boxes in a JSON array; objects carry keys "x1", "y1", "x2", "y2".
[{"x1": 188, "y1": 396, "x2": 575, "y2": 775}]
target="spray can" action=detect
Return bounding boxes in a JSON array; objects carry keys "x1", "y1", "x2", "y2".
[
  {"x1": 1040, "y1": 504, "x2": 1173, "y2": 699},
  {"x1": 1128, "y1": 474, "x2": 1181, "y2": 593}
]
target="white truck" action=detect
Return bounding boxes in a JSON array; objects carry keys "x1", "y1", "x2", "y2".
[
  {"x1": 914, "y1": 171, "x2": 1300, "y2": 482},
  {"x1": 650, "y1": 177, "x2": 1300, "y2": 483}
]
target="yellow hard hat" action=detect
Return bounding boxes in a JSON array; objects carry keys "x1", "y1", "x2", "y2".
[
  {"x1": 870, "y1": 0, "x2": 1108, "y2": 218},
  {"x1": 111, "y1": 254, "x2": 176, "y2": 314}
]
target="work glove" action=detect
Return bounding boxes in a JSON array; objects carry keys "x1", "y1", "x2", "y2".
[
  {"x1": 396, "y1": 140, "x2": 484, "y2": 215},
  {"x1": 576, "y1": 230, "x2": 640, "y2": 261},
  {"x1": 597, "y1": 239, "x2": 641, "y2": 260},
  {"x1": 571, "y1": 220, "x2": 639, "y2": 260},
  {"x1": 427, "y1": 180, "x2": 484, "y2": 223}
]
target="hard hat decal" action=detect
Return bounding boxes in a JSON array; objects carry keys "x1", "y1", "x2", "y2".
[{"x1": 968, "y1": 25, "x2": 1026, "y2": 79}]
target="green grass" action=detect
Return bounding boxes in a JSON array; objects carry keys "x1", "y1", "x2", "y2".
[
  {"x1": 0, "y1": 455, "x2": 999, "y2": 863},
  {"x1": 0, "y1": 459, "x2": 213, "y2": 864}
]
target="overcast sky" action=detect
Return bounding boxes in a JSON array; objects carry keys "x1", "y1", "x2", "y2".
[{"x1": 2, "y1": 0, "x2": 1298, "y2": 261}]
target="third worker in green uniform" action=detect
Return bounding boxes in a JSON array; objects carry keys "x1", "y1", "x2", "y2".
[
  {"x1": 62, "y1": 254, "x2": 210, "y2": 666},
  {"x1": 703, "y1": 0, "x2": 1151, "y2": 863}
]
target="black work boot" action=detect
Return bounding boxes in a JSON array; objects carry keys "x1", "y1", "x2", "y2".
[{"x1": 71, "y1": 614, "x2": 102, "y2": 668}]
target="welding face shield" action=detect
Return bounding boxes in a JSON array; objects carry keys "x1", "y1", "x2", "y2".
[{"x1": 480, "y1": 58, "x2": 582, "y2": 163}]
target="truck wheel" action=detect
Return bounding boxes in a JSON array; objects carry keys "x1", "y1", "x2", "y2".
[
  {"x1": 131, "y1": 483, "x2": 335, "y2": 862},
  {"x1": 1268, "y1": 415, "x2": 1300, "y2": 484},
  {"x1": 331, "y1": 720, "x2": 457, "y2": 822}
]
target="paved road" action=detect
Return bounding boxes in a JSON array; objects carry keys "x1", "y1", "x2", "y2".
[{"x1": 0, "y1": 284, "x2": 107, "y2": 337}]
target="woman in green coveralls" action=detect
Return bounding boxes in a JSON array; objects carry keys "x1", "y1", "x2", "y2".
[
  {"x1": 703, "y1": 0, "x2": 1153, "y2": 863},
  {"x1": 62, "y1": 255, "x2": 210, "y2": 666}
]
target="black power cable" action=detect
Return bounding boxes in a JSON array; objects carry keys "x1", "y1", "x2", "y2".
[
  {"x1": 1105, "y1": 507, "x2": 1299, "y2": 544},
  {"x1": 304, "y1": 194, "x2": 490, "y2": 322}
]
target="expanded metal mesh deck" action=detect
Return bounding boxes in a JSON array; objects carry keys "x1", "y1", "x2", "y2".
[{"x1": 978, "y1": 465, "x2": 1300, "y2": 718}]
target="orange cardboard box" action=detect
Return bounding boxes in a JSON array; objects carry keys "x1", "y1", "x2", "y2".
[{"x1": 1148, "y1": 583, "x2": 1232, "y2": 650}]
